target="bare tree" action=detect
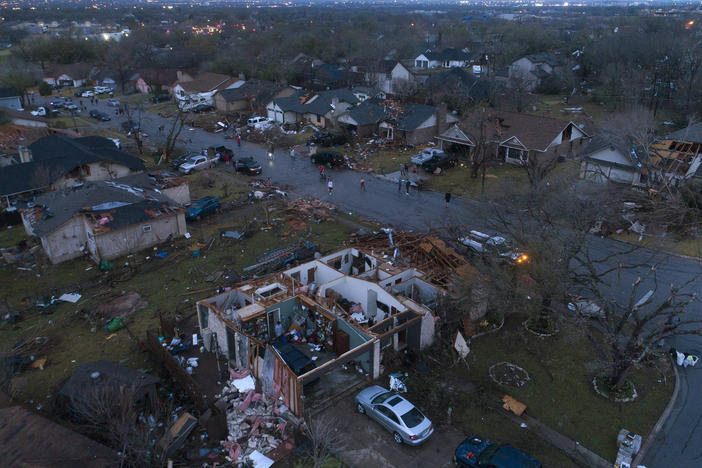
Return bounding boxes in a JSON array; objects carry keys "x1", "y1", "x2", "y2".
[
  {"x1": 303, "y1": 412, "x2": 345, "y2": 468},
  {"x1": 164, "y1": 109, "x2": 187, "y2": 162}
]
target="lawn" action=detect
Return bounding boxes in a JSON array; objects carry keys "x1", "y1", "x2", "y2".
[
  {"x1": 611, "y1": 231, "x2": 702, "y2": 259},
  {"x1": 0, "y1": 205, "x2": 361, "y2": 408},
  {"x1": 465, "y1": 313, "x2": 673, "y2": 461},
  {"x1": 50, "y1": 115, "x2": 93, "y2": 129},
  {"x1": 423, "y1": 163, "x2": 526, "y2": 199}
]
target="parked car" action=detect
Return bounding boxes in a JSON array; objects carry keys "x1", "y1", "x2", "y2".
[
  {"x1": 307, "y1": 131, "x2": 347, "y2": 147},
  {"x1": 152, "y1": 93, "x2": 170, "y2": 103},
  {"x1": 106, "y1": 98, "x2": 121, "y2": 107},
  {"x1": 88, "y1": 110, "x2": 111, "y2": 121},
  {"x1": 213, "y1": 146, "x2": 234, "y2": 162},
  {"x1": 411, "y1": 148, "x2": 445, "y2": 165},
  {"x1": 50, "y1": 98, "x2": 68, "y2": 108},
  {"x1": 81, "y1": 90, "x2": 95, "y2": 98},
  {"x1": 30, "y1": 107, "x2": 59, "y2": 117},
  {"x1": 453, "y1": 435, "x2": 542, "y2": 468},
  {"x1": 355, "y1": 385, "x2": 434, "y2": 446},
  {"x1": 170, "y1": 152, "x2": 198, "y2": 170},
  {"x1": 65, "y1": 104, "x2": 80, "y2": 112},
  {"x1": 94, "y1": 86, "x2": 111, "y2": 94},
  {"x1": 179, "y1": 154, "x2": 216, "y2": 174},
  {"x1": 191, "y1": 103, "x2": 214, "y2": 113},
  {"x1": 421, "y1": 153, "x2": 454, "y2": 173},
  {"x1": 185, "y1": 196, "x2": 221, "y2": 221},
  {"x1": 311, "y1": 150, "x2": 345, "y2": 167},
  {"x1": 458, "y1": 230, "x2": 528, "y2": 265},
  {"x1": 247, "y1": 116, "x2": 270, "y2": 129},
  {"x1": 235, "y1": 157, "x2": 263, "y2": 175},
  {"x1": 73, "y1": 89, "x2": 87, "y2": 97}
]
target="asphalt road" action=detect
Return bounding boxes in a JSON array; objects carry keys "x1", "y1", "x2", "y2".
[{"x1": 41, "y1": 96, "x2": 702, "y2": 467}]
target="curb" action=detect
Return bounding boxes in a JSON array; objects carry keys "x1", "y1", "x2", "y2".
[{"x1": 632, "y1": 356, "x2": 680, "y2": 466}]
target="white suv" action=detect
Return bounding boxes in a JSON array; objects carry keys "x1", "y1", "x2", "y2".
[{"x1": 247, "y1": 116, "x2": 270, "y2": 129}]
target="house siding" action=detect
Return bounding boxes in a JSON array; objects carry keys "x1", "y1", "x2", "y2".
[
  {"x1": 53, "y1": 162, "x2": 136, "y2": 190},
  {"x1": 40, "y1": 217, "x2": 88, "y2": 264},
  {"x1": 92, "y1": 212, "x2": 186, "y2": 261}
]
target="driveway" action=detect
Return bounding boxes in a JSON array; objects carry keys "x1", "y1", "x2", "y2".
[{"x1": 322, "y1": 395, "x2": 464, "y2": 468}]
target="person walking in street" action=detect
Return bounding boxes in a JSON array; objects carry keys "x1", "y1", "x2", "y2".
[
  {"x1": 319, "y1": 165, "x2": 326, "y2": 179},
  {"x1": 360, "y1": 177, "x2": 366, "y2": 191},
  {"x1": 327, "y1": 177, "x2": 334, "y2": 195},
  {"x1": 398, "y1": 177, "x2": 403, "y2": 192},
  {"x1": 237, "y1": 134, "x2": 241, "y2": 148},
  {"x1": 445, "y1": 191, "x2": 452, "y2": 207},
  {"x1": 405, "y1": 179, "x2": 411, "y2": 196}
]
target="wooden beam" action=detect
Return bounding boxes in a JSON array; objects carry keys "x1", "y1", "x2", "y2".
[{"x1": 377, "y1": 315, "x2": 422, "y2": 339}]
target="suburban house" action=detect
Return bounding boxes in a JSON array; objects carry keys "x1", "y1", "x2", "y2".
[
  {"x1": 43, "y1": 63, "x2": 93, "y2": 88},
  {"x1": 646, "y1": 123, "x2": 702, "y2": 189},
  {"x1": 0, "y1": 87, "x2": 22, "y2": 110},
  {"x1": 413, "y1": 48, "x2": 472, "y2": 69},
  {"x1": 579, "y1": 133, "x2": 642, "y2": 185},
  {"x1": 378, "y1": 102, "x2": 459, "y2": 145},
  {"x1": 351, "y1": 60, "x2": 414, "y2": 96},
  {"x1": 337, "y1": 99, "x2": 389, "y2": 137},
  {"x1": 0, "y1": 406, "x2": 117, "y2": 467},
  {"x1": 89, "y1": 68, "x2": 118, "y2": 89},
  {"x1": 508, "y1": 53, "x2": 562, "y2": 91},
  {"x1": 135, "y1": 68, "x2": 178, "y2": 95},
  {"x1": 266, "y1": 89, "x2": 359, "y2": 128},
  {"x1": 213, "y1": 80, "x2": 296, "y2": 114},
  {"x1": 436, "y1": 109, "x2": 590, "y2": 165},
  {"x1": 421, "y1": 67, "x2": 502, "y2": 105},
  {"x1": 196, "y1": 233, "x2": 474, "y2": 416},
  {"x1": 0, "y1": 135, "x2": 145, "y2": 201},
  {"x1": 172, "y1": 72, "x2": 242, "y2": 104},
  {"x1": 21, "y1": 177, "x2": 187, "y2": 264}
]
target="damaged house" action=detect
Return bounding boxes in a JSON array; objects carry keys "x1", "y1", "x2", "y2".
[
  {"x1": 0, "y1": 135, "x2": 145, "y2": 203},
  {"x1": 196, "y1": 235, "x2": 468, "y2": 416},
  {"x1": 266, "y1": 89, "x2": 359, "y2": 128},
  {"x1": 21, "y1": 177, "x2": 186, "y2": 264}
]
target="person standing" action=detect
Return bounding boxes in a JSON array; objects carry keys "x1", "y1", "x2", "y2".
[
  {"x1": 360, "y1": 177, "x2": 366, "y2": 191},
  {"x1": 405, "y1": 179, "x2": 411, "y2": 196},
  {"x1": 327, "y1": 177, "x2": 334, "y2": 195},
  {"x1": 445, "y1": 191, "x2": 452, "y2": 207},
  {"x1": 398, "y1": 177, "x2": 403, "y2": 192},
  {"x1": 237, "y1": 134, "x2": 241, "y2": 148}
]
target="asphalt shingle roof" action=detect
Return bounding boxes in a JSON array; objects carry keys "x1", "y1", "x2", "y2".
[
  {"x1": 394, "y1": 103, "x2": 437, "y2": 131},
  {"x1": 665, "y1": 122, "x2": 702, "y2": 144},
  {"x1": 0, "y1": 87, "x2": 19, "y2": 98},
  {"x1": 346, "y1": 100, "x2": 388, "y2": 126},
  {"x1": 216, "y1": 80, "x2": 284, "y2": 104},
  {"x1": 272, "y1": 89, "x2": 359, "y2": 115},
  {"x1": 0, "y1": 135, "x2": 145, "y2": 196}
]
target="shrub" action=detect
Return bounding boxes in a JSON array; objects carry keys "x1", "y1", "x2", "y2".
[{"x1": 38, "y1": 82, "x2": 52, "y2": 96}]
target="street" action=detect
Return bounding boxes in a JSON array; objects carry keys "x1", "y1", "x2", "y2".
[{"x1": 42, "y1": 96, "x2": 702, "y2": 468}]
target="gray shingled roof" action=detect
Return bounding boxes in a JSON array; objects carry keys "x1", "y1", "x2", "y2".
[
  {"x1": 524, "y1": 53, "x2": 560, "y2": 67},
  {"x1": 423, "y1": 48, "x2": 471, "y2": 62},
  {"x1": 216, "y1": 80, "x2": 283, "y2": 104},
  {"x1": 394, "y1": 103, "x2": 437, "y2": 131},
  {"x1": 272, "y1": 89, "x2": 359, "y2": 115},
  {"x1": 0, "y1": 135, "x2": 145, "y2": 196},
  {"x1": 60, "y1": 360, "x2": 159, "y2": 403},
  {"x1": 665, "y1": 122, "x2": 702, "y2": 144},
  {"x1": 346, "y1": 100, "x2": 388, "y2": 126},
  {"x1": 25, "y1": 179, "x2": 181, "y2": 237}
]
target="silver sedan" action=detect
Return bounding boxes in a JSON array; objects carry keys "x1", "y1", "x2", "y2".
[{"x1": 354, "y1": 385, "x2": 434, "y2": 445}]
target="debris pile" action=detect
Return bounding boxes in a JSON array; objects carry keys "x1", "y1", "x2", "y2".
[
  {"x1": 287, "y1": 198, "x2": 336, "y2": 222},
  {"x1": 215, "y1": 369, "x2": 294, "y2": 465}
]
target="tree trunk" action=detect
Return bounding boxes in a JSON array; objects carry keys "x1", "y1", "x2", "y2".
[{"x1": 610, "y1": 361, "x2": 631, "y2": 389}]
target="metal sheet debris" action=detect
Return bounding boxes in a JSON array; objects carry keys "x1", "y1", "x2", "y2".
[{"x1": 58, "y1": 293, "x2": 82, "y2": 303}]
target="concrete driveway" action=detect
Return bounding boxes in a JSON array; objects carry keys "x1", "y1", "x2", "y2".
[{"x1": 322, "y1": 395, "x2": 464, "y2": 468}]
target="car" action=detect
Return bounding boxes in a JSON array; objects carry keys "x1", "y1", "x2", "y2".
[
  {"x1": 192, "y1": 103, "x2": 214, "y2": 113},
  {"x1": 170, "y1": 152, "x2": 199, "y2": 170},
  {"x1": 307, "y1": 131, "x2": 347, "y2": 147},
  {"x1": 185, "y1": 196, "x2": 221, "y2": 221},
  {"x1": 152, "y1": 93, "x2": 170, "y2": 103},
  {"x1": 81, "y1": 90, "x2": 95, "y2": 98},
  {"x1": 212, "y1": 146, "x2": 234, "y2": 162},
  {"x1": 235, "y1": 157, "x2": 263, "y2": 175},
  {"x1": 88, "y1": 110, "x2": 110, "y2": 121},
  {"x1": 106, "y1": 98, "x2": 121, "y2": 107},
  {"x1": 179, "y1": 154, "x2": 216, "y2": 174},
  {"x1": 74, "y1": 89, "x2": 87, "y2": 97},
  {"x1": 411, "y1": 148, "x2": 445, "y2": 165},
  {"x1": 65, "y1": 104, "x2": 80, "y2": 112},
  {"x1": 311, "y1": 150, "x2": 345, "y2": 167},
  {"x1": 50, "y1": 98, "x2": 68, "y2": 108},
  {"x1": 421, "y1": 152, "x2": 454, "y2": 173},
  {"x1": 354, "y1": 385, "x2": 434, "y2": 446},
  {"x1": 453, "y1": 435, "x2": 542, "y2": 468},
  {"x1": 94, "y1": 86, "x2": 110, "y2": 94},
  {"x1": 458, "y1": 230, "x2": 528, "y2": 265},
  {"x1": 247, "y1": 116, "x2": 270, "y2": 129}
]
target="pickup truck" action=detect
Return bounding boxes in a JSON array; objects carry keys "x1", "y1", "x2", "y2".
[
  {"x1": 458, "y1": 230, "x2": 528, "y2": 264},
  {"x1": 179, "y1": 154, "x2": 216, "y2": 174}
]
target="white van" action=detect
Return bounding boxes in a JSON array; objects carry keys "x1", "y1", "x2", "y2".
[{"x1": 247, "y1": 116, "x2": 270, "y2": 129}]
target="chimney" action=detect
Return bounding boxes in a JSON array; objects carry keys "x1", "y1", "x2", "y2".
[
  {"x1": 436, "y1": 102, "x2": 448, "y2": 135},
  {"x1": 18, "y1": 146, "x2": 33, "y2": 163}
]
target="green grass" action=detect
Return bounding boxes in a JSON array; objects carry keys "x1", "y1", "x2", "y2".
[
  {"x1": 356, "y1": 147, "x2": 416, "y2": 174},
  {"x1": 50, "y1": 115, "x2": 92, "y2": 129},
  {"x1": 465, "y1": 313, "x2": 672, "y2": 461},
  {"x1": 0, "y1": 225, "x2": 29, "y2": 248},
  {"x1": 423, "y1": 163, "x2": 527, "y2": 199},
  {"x1": 611, "y1": 232, "x2": 702, "y2": 259},
  {"x1": 150, "y1": 101, "x2": 178, "y2": 116},
  {"x1": 0, "y1": 211, "x2": 358, "y2": 406},
  {"x1": 186, "y1": 168, "x2": 251, "y2": 204}
]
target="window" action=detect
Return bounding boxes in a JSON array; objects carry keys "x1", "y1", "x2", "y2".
[
  {"x1": 371, "y1": 391, "x2": 393, "y2": 405},
  {"x1": 142, "y1": 225, "x2": 152, "y2": 232},
  {"x1": 376, "y1": 301, "x2": 389, "y2": 314},
  {"x1": 400, "y1": 408, "x2": 425, "y2": 428},
  {"x1": 199, "y1": 308, "x2": 208, "y2": 329},
  {"x1": 376, "y1": 406, "x2": 400, "y2": 424}
]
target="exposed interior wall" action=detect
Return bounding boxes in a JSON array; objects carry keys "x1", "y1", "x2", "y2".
[
  {"x1": 336, "y1": 317, "x2": 373, "y2": 372},
  {"x1": 318, "y1": 276, "x2": 407, "y2": 323},
  {"x1": 163, "y1": 183, "x2": 191, "y2": 205},
  {"x1": 284, "y1": 260, "x2": 344, "y2": 286}
]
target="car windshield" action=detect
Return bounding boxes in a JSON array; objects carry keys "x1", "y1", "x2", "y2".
[
  {"x1": 371, "y1": 391, "x2": 394, "y2": 405},
  {"x1": 477, "y1": 443, "x2": 499, "y2": 464},
  {"x1": 400, "y1": 407, "x2": 424, "y2": 428}
]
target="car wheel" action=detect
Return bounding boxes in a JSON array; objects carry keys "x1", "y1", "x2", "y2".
[
  {"x1": 393, "y1": 432, "x2": 403, "y2": 444},
  {"x1": 356, "y1": 403, "x2": 365, "y2": 414}
]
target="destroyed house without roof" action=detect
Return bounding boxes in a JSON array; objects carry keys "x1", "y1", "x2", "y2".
[{"x1": 196, "y1": 236, "x2": 470, "y2": 416}]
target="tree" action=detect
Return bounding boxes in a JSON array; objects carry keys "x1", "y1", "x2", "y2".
[
  {"x1": 163, "y1": 109, "x2": 187, "y2": 161},
  {"x1": 303, "y1": 412, "x2": 345, "y2": 468},
  {"x1": 0, "y1": 59, "x2": 40, "y2": 107},
  {"x1": 103, "y1": 41, "x2": 135, "y2": 94}
]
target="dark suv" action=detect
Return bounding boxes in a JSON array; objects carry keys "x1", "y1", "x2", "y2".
[
  {"x1": 454, "y1": 436, "x2": 542, "y2": 468},
  {"x1": 421, "y1": 153, "x2": 454, "y2": 173},
  {"x1": 235, "y1": 157, "x2": 263, "y2": 175},
  {"x1": 307, "y1": 131, "x2": 347, "y2": 147},
  {"x1": 89, "y1": 110, "x2": 111, "y2": 121},
  {"x1": 311, "y1": 150, "x2": 345, "y2": 167}
]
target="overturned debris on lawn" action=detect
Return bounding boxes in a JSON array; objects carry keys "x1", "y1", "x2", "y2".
[
  {"x1": 215, "y1": 369, "x2": 298, "y2": 464},
  {"x1": 286, "y1": 198, "x2": 337, "y2": 223}
]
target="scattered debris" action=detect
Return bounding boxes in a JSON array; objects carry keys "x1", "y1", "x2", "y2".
[
  {"x1": 502, "y1": 395, "x2": 527, "y2": 416},
  {"x1": 58, "y1": 293, "x2": 82, "y2": 303},
  {"x1": 159, "y1": 412, "x2": 198, "y2": 456},
  {"x1": 287, "y1": 198, "x2": 336, "y2": 222}
]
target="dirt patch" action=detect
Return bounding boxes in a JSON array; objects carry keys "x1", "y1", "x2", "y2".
[{"x1": 95, "y1": 292, "x2": 148, "y2": 320}]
